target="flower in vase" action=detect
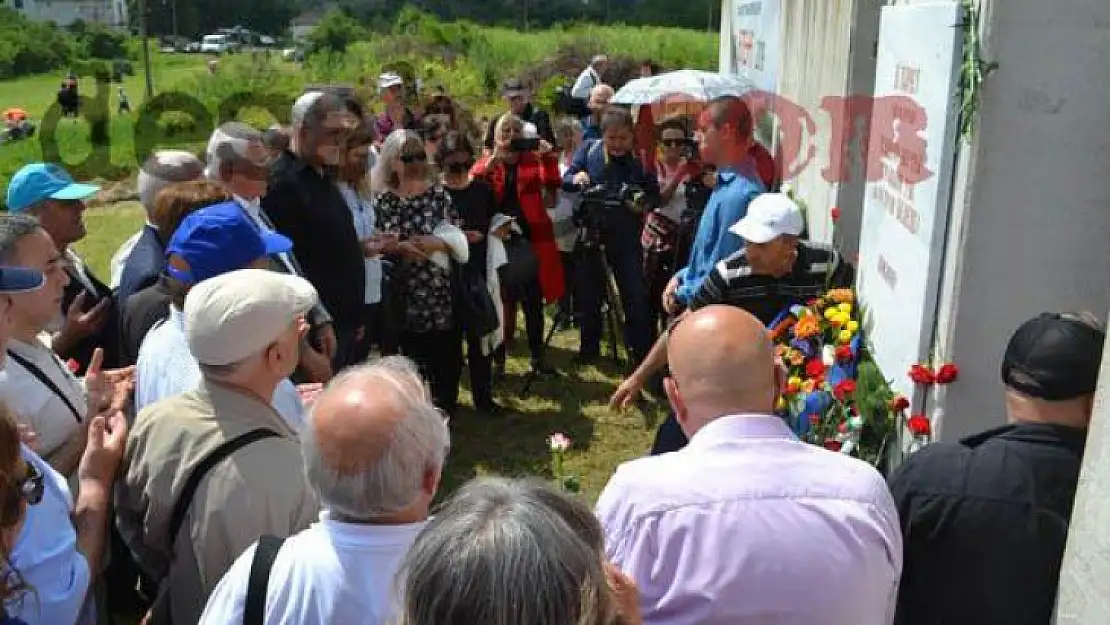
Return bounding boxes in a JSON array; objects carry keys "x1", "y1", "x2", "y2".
[
  {"x1": 935, "y1": 363, "x2": 960, "y2": 384},
  {"x1": 801, "y1": 379, "x2": 817, "y2": 394},
  {"x1": 785, "y1": 377, "x2": 802, "y2": 395},
  {"x1": 838, "y1": 329, "x2": 853, "y2": 344},
  {"x1": 548, "y1": 433, "x2": 571, "y2": 452},
  {"x1": 794, "y1": 314, "x2": 821, "y2": 339},
  {"x1": 832, "y1": 379, "x2": 857, "y2": 401},
  {"x1": 907, "y1": 415, "x2": 932, "y2": 437},
  {"x1": 835, "y1": 345, "x2": 854, "y2": 363},
  {"x1": 846, "y1": 320, "x2": 860, "y2": 335},
  {"x1": 805, "y1": 359, "x2": 826, "y2": 380},
  {"x1": 889, "y1": 395, "x2": 910, "y2": 413},
  {"x1": 827, "y1": 288, "x2": 854, "y2": 304},
  {"x1": 909, "y1": 364, "x2": 936, "y2": 385},
  {"x1": 808, "y1": 413, "x2": 822, "y2": 426},
  {"x1": 787, "y1": 349, "x2": 806, "y2": 367}
]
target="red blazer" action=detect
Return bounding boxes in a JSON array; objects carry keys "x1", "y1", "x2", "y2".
[{"x1": 471, "y1": 152, "x2": 566, "y2": 303}]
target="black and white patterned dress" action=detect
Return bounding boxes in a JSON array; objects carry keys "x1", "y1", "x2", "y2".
[{"x1": 376, "y1": 185, "x2": 461, "y2": 333}]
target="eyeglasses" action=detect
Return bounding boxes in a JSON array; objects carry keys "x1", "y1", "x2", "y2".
[
  {"x1": 400, "y1": 152, "x2": 427, "y2": 164},
  {"x1": 18, "y1": 462, "x2": 43, "y2": 506}
]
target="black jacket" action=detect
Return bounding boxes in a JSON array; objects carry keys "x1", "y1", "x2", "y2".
[
  {"x1": 262, "y1": 151, "x2": 366, "y2": 330},
  {"x1": 888, "y1": 423, "x2": 1086, "y2": 625}
]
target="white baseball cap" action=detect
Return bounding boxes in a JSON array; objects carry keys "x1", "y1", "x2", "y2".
[
  {"x1": 184, "y1": 269, "x2": 318, "y2": 366},
  {"x1": 729, "y1": 193, "x2": 805, "y2": 244},
  {"x1": 291, "y1": 90, "x2": 324, "y2": 125},
  {"x1": 378, "y1": 72, "x2": 404, "y2": 91}
]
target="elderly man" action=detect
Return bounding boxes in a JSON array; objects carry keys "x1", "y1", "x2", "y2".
[
  {"x1": 5, "y1": 163, "x2": 120, "y2": 371},
  {"x1": 117, "y1": 269, "x2": 319, "y2": 625},
  {"x1": 581, "y1": 84, "x2": 614, "y2": 141},
  {"x1": 264, "y1": 92, "x2": 366, "y2": 374},
  {"x1": 572, "y1": 54, "x2": 608, "y2": 101},
  {"x1": 889, "y1": 312, "x2": 1105, "y2": 625},
  {"x1": 199, "y1": 355, "x2": 449, "y2": 624},
  {"x1": 110, "y1": 150, "x2": 205, "y2": 301},
  {"x1": 596, "y1": 306, "x2": 901, "y2": 624},
  {"x1": 0, "y1": 214, "x2": 134, "y2": 477},
  {"x1": 484, "y1": 77, "x2": 555, "y2": 149},
  {"x1": 206, "y1": 121, "x2": 336, "y2": 381},
  {"x1": 612, "y1": 193, "x2": 854, "y2": 453},
  {"x1": 135, "y1": 202, "x2": 308, "y2": 431}
]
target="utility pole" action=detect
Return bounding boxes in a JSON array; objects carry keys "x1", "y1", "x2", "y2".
[{"x1": 139, "y1": 0, "x2": 154, "y2": 100}]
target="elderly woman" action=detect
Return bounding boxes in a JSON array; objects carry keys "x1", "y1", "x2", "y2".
[
  {"x1": 471, "y1": 114, "x2": 564, "y2": 376},
  {"x1": 373, "y1": 129, "x2": 464, "y2": 413},
  {"x1": 395, "y1": 477, "x2": 641, "y2": 625}
]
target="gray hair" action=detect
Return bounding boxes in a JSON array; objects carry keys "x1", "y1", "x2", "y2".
[
  {"x1": 301, "y1": 356, "x2": 450, "y2": 520},
  {"x1": 0, "y1": 214, "x2": 43, "y2": 264},
  {"x1": 137, "y1": 150, "x2": 205, "y2": 217},
  {"x1": 371, "y1": 129, "x2": 429, "y2": 193},
  {"x1": 395, "y1": 477, "x2": 618, "y2": 625},
  {"x1": 205, "y1": 122, "x2": 264, "y2": 182}
]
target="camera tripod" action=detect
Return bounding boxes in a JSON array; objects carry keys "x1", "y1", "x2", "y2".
[{"x1": 520, "y1": 228, "x2": 626, "y2": 396}]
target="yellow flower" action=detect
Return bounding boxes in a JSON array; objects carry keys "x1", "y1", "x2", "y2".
[
  {"x1": 847, "y1": 320, "x2": 860, "y2": 334},
  {"x1": 801, "y1": 379, "x2": 816, "y2": 394},
  {"x1": 838, "y1": 302, "x2": 852, "y2": 314},
  {"x1": 828, "y1": 313, "x2": 846, "y2": 327},
  {"x1": 824, "y1": 307, "x2": 839, "y2": 321},
  {"x1": 838, "y1": 329, "x2": 853, "y2": 344}
]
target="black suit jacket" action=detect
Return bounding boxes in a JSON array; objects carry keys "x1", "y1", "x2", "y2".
[
  {"x1": 261, "y1": 151, "x2": 365, "y2": 330},
  {"x1": 61, "y1": 256, "x2": 121, "y2": 373},
  {"x1": 116, "y1": 225, "x2": 164, "y2": 306}
]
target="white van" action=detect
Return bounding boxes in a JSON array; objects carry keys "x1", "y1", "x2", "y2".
[{"x1": 200, "y1": 34, "x2": 232, "y2": 54}]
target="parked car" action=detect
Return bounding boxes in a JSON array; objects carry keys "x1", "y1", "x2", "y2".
[{"x1": 200, "y1": 34, "x2": 233, "y2": 54}]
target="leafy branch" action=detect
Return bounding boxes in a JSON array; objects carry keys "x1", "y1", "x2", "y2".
[{"x1": 957, "y1": 0, "x2": 999, "y2": 141}]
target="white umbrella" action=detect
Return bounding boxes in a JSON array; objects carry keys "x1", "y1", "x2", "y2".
[{"x1": 612, "y1": 69, "x2": 756, "y2": 105}]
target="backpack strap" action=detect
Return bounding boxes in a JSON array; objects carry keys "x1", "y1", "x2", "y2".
[
  {"x1": 6, "y1": 349, "x2": 83, "y2": 424},
  {"x1": 166, "y1": 429, "x2": 283, "y2": 549},
  {"x1": 243, "y1": 535, "x2": 285, "y2": 625}
]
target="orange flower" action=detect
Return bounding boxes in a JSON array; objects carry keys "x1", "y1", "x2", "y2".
[
  {"x1": 788, "y1": 350, "x2": 806, "y2": 367},
  {"x1": 827, "y1": 289, "x2": 854, "y2": 304},
  {"x1": 794, "y1": 314, "x2": 820, "y2": 339}
]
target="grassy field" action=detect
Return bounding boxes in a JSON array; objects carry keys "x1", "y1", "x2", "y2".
[{"x1": 75, "y1": 202, "x2": 663, "y2": 502}]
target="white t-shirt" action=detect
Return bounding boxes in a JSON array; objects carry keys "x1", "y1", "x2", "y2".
[
  {"x1": 199, "y1": 514, "x2": 426, "y2": 625},
  {"x1": 0, "y1": 337, "x2": 87, "y2": 464}
]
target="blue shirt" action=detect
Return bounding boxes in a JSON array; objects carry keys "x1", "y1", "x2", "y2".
[
  {"x1": 674, "y1": 167, "x2": 764, "y2": 305},
  {"x1": 582, "y1": 117, "x2": 601, "y2": 142},
  {"x1": 6, "y1": 446, "x2": 95, "y2": 625}
]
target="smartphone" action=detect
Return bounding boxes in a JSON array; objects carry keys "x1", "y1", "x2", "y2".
[{"x1": 510, "y1": 137, "x2": 540, "y2": 152}]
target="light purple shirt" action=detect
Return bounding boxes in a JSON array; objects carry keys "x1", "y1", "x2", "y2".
[{"x1": 595, "y1": 414, "x2": 902, "y2": 625}]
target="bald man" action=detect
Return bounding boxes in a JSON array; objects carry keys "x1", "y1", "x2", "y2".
[
  {"x1": 199, "y1": 356, "x2": 450, "y2": 625},
  {"x1": 595, "y1": 306, "x2": 901, "y2": 625}
]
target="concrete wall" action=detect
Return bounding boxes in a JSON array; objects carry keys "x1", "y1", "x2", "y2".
[
  {"x1": 1054, "y1": 320, "x2": 1110, "y2": 623},
  {"x1": 927, "y1": 0, "x2": 1110, "y2": 440},
  {"x1": 775, "y1": 0, "x2": 880, "y2": 257}
]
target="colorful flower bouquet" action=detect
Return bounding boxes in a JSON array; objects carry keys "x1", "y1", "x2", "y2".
[{"x1": 769, "y1": 288, "x2": 900, "y2": 467}]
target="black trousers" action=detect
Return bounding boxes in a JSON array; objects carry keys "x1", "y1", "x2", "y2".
[
  {"x1": 650, "y1": 412, "x2": 690, "y2": 455},
  {"x1": 576, "y1": 233, "x2": 653, "y2": 360},
  {"x1": 465, "y1": 329, "x2": 495, "y2": 407},
  {"x1": 557, "y1": 252, "x2": 576, "y2": 321},
  {"x1": 401, "y1": 326, "x2": 463, "y2": 413},
  {"x1": 501, "y1": 275, "x2": 545, "y2": 363}
]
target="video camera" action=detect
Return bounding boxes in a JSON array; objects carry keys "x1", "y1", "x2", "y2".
[{"x1": 573, "y1": 182, "x2": 650, "y2": 249}]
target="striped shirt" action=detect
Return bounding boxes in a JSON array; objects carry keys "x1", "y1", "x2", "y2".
[{"x1": 689, "y1": 242, "x2": 855, "y2": 325}]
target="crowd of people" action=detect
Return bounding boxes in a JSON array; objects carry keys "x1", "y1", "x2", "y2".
[{"x1": 0, "y1": 58, "x2": 1098, "y2": 625}]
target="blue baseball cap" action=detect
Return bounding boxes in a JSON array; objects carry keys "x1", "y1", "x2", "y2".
[
  {"x1": 6, "y1": 163, "x2": 100, "y2": 213},
  {"x1": 0, "y1": 266, "x2": 44, "y2": 293},
  {"x1": 165, "y1": 201, "x2": 292, "y2": 284}
]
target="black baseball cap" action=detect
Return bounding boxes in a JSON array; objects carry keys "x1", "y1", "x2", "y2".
[{"x1": 1001, "y1": 312, "x2": 1106, "y2": 401}]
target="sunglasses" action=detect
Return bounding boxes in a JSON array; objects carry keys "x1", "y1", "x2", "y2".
[
  {"x1": 400, "y1": 152, "x2": 427, "y2": 164},
  {"x1": 18, "y1": 462, "x2": 43, "y2": 506}
]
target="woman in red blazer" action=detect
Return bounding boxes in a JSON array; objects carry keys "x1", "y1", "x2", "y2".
[{"x1": 471, "y1": 114, "x2": 565, "y2": 375}]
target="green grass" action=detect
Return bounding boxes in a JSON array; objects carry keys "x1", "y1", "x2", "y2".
[{"x1": 75, "y1": 201, "x2": 663, "y2": 502}]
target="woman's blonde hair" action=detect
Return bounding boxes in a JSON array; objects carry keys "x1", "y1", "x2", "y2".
[
  {"x1": 372, "y1": 129, "x2": 434, "y2": 193},
  {"x1": 493, "y1": 113, "x2": 524, "y2": 145}
]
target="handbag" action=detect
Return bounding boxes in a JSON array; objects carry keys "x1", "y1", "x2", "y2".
[
  {"x1": 452, "y1": 261, "x2": 499, "y2": 337},
  {"x1": 497, "y1": 234, "x2": 540, "y2": 290}
]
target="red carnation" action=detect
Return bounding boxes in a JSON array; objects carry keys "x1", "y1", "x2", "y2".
[
  {"x1": 908, "y1": 364, "x2": 935, "y2": 385},
  {"x1": 805, "y1": 359, "x2": 826, "y2": 380},
  {"x1": 935, "y1": 363, "x2": 960, "y2": 384},
  {"x1": 823, "y1": 439, "x2": 843, "y2": 452},
  {"x1": 832, "y1": 379, "x2": 857, "y2": 401},
  {"x1": 889, "y1": 395, "x2": 910, "y2": 413},
  {"x1": 65, "y1": 358, "x2": 80, "y2": 374},
  {"x1": 835, "y1": 345, "x2": 854, "y2": 362},
  {"x1": 907, "y1": 414, "x2": 932, "y2": 437},
  {"x1": 831, "y1": 206, "x2": 841, "y2": 223}
]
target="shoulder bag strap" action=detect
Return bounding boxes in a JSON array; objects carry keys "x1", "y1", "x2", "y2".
[
  {"x1": 6, "y1": 350, "x2": 83, "y2": 423},
  {"x1": 166, "y1": 429, "x2": 283, "y2": 550},
  {"x1": 243, "y1": 535, "x2": 286, "y2": 625}
]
